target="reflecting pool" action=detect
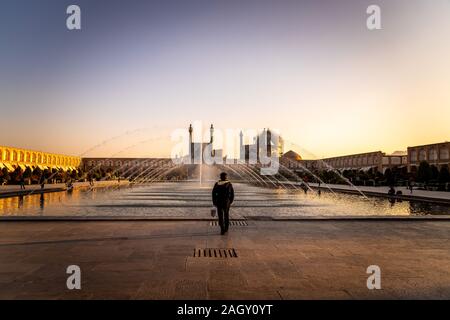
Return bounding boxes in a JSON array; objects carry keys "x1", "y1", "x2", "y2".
[{"x1": 1, "y1": 182, "x2": 449, "y2": 217}]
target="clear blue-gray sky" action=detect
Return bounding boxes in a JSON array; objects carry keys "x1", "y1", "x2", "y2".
[{"x1": 1, "y1": 0, "x2": 449, "y2": 158}]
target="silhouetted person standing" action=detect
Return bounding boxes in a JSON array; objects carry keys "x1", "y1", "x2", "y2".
[
  {"x1": 19, "y1": 175, "x2": 25, "y2": 190},
  {"x1": 408, "y1": 178, "x2": 414, "y2": 194},
  {"x1": 212, "y1": 172, "x2": 234, "y2": 235},
  {"x1": 39, "y1": 173, "x2": 45, "y2": 190},
  {"x1": 388, "y1": 186, "x2": 396, "y2": 196}
]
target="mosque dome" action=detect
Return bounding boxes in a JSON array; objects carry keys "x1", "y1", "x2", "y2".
[{"x1": 282, "y1": 150, "x2": 302, "y2": 161}]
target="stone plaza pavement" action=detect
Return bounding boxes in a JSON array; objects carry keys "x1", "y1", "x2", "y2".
[
  {"x1": 308, "y1": 183, "x2": 450, "y2": 202},
  {"x1": 0, "y1": 220, "x2": 449, "y2": 299}
]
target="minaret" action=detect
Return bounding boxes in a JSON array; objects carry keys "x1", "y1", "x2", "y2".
[
  {"x1": 239, "y1": 130, "x2": 244, "y2": 160},
  {"x1": 210, "y1": 124, "x2": 214, "y2": 157},
  {"x1": 256, "y1": 129, "x2": 261, "y2": 162},
  {"x1": 210, "y1": 124, "x2": 214, "y2": 144},
  {"x1": 189, "y1": 124, "x2": 193, "y2": 162}
]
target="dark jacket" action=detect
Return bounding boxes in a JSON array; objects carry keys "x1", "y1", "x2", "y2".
[{"x1": 212, "y1": 180, "x2": 234, "y2": 207}]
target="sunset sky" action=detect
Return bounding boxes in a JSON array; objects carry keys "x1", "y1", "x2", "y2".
[{"x1": 1, "y1": 0, "x2": 449, "y2": 159}]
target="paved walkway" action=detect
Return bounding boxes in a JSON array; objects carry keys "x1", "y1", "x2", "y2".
[
  {"x1": 309, "y1": 183, "x2": 450, "y2": 202},
  {"x1": 1, "y1": 220, "x2": 449, "y2": 299}
]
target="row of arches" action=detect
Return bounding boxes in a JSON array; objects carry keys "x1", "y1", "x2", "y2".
[
  {"x1": 410, "y1": 148, "x2": 450, "y2": 162},
  {"x1": 85, "y1": 159, "x2": 173, "y2": 168},
  {"x1": 0, "y1": 147, "x2": 81, "y2": 168},
  {"x1": 322, "y1": 152, "x2": 385, "y2": 170}
]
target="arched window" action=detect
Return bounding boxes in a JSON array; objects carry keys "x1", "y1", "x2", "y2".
[
  {"x1": 419, "y1": 150, "x2": 426, "y2": 161},
  {"x1": 440, "y1": 148, "x2": 449, "y2": 160},
  {"x1": 19, "y1": 151, "x2": 24, "y2": 162},
  {"x1": 37, "y1": 154, "x2": 42, "y2": 164},
  {"x1": 429, "y1": 149, "x2": 437, "y2": 161},
  {"x1": 5, "y1": 150, "x2": 10, "y2": 161},
  {"x1": 13, "y1": 150, "x2": 18, "y2": 161}
]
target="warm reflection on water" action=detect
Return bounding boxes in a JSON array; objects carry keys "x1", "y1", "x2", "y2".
[{"x1": 0, "y1": 183, "x2": 449, "y2": 217}]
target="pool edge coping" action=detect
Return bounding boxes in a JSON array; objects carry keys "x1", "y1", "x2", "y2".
[{"x1": 1, "y1": 215, "x2": 450, "y2": 222}]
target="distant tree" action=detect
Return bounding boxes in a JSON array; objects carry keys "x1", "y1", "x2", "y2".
[
  {"x1": 32, "y1": 167, "x2": 42, "y2": 180},
  {"x1": 438, "y1": 165, "x2": 450, "y2": 183},
  {"x1": 70, "y1": 170, "x2": 78, "y2": 180},
  {"x1": 398, "y1": 166, "x2": 408, "y2": 181},
  {"x1": 23, "y1": 167, "x2": 33, "y2": 179},
  {"x1": 430, "y1": 165, "x2": 439, "y2": 181},
  {"x1": 52, "y1": 169, "x2": 63, "y2": 182},
  {"x1": 384, "y1": 168, "x2": 394, "y2": 186},
  {"x1": 93, "y1": 169, "x2": 102, "y2": 180},
  {"x1": 73, "y1": 169, "x2": 83, "y2": 181},
  {"x1": 0, "y1": 168, "x2": 9, "y2": 184},
  {"x1": 417, "y1": 161, "x2": 432, "y2": 183},
  {"x1": 9, "y1": 167, "x2": 22, "y2": 183},
  {"x1": 343, "y1": 170, "x2": 355, "y2": 182},
  {"x1": 359, "y1": 170, "x2": 368, "y2": 180}
]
